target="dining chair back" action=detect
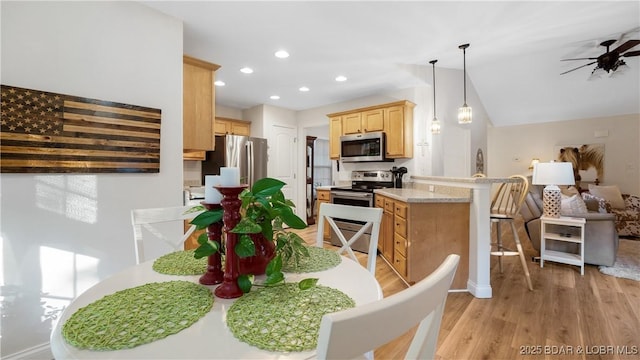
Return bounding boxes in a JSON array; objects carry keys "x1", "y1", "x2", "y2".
[
  {"x1": 315, "y1": 202, "x2": 383, "y2": 275},
  {"x1": 316, "y1": 254, "x2": 460, "y2": 360},
  {"x1": 489, "y1": 174, "x2": 533, "y2": 290},
  {"x1": 130, "y1": 205, "x2": 204, "y2": 264}
]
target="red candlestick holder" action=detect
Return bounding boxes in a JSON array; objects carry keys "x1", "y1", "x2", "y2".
[
  {"x1": 198, "y1": 202, "x2": 224, "y2": 286},
  {"x1": 213, "y1": 185, "x2": 248, "y2": 299}
]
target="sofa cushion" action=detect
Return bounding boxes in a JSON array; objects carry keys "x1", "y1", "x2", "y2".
[
  {"x1": 588, "y1": 184, "x2": 625, "y2": 209},
  {"x1": 560, "y1": 194, "x2": 588, "y2": 216}
]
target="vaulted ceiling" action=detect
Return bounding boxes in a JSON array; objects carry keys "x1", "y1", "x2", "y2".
[{"x1": 143, "y1": 1, "x2": 640, "y2": 127}]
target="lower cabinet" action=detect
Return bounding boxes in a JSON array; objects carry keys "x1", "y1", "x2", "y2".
[
  {"x1": 375, "y1": 194, "x2": 470, "y2": 289},
  {"x1": 183, "y1": 220, "x2": 203, "y2": 250},
  {"x1": 316, "y1": 189, "x2": 331, "y2": 241}
]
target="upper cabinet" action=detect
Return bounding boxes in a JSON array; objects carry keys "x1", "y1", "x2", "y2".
[
  {"x1": 384, "y1": 103, "x2": 414, "y2": 158},
  {"x1": 327, "y1": 100, "x2": 415, "y2": 160},
  {"x1": 329, "y1": 116, "x2": 343, "y2": 159},
  {"x1": 183, "y1": 55, "x2": 220, "y2": 152},
  {"x1": 342, "y1": 109, "x2": 384, "y2": 134},
  {"x1": 214, "y1": 117, "x2": 251, "y2": 136}
]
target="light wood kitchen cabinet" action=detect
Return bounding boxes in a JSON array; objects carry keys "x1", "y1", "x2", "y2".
[
  {"x1": 374, "y1": 193, "x2": 470, "y2": 289},
  {"x1": 316, "y1": 189, "x2": 332, "y2": 240},
  {"x1": 183, "y1": 55, "x2": 220, "y2": 152},
  {"x1": 214, "y1": 117, "x2": 251, "y2": 136},
  {"x1": 362, "y1": 109, "x2": 385, "y2": 133},
  {"x1": 329, "y1": 116, "x2": 342, "y2": 160},
  {"x1": 327, "y1": 100, "x2": 415, "y2": 160},
  {"x1": 183, "y1": 151, "x2": 206, "y2": 161},
  {"x1": 183, "y1": 221, "x2": 204, "y2": 250},
  {"x1": 342, "y1": 112, "x2": 363, "y2": 134},
  {"x1": 342, "y1": 109, "x2": 384, "y2": 135},
  {"x1": 376, "y1": 195, "x2": 395, "y2": 262},
  {"x1": 384, "y1": 103, "x2": 414, "y2": 158}
]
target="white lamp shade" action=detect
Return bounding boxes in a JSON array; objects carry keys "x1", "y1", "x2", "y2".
[{"x1": 532, "y1": 162, "x2": 575, "y2": 186}]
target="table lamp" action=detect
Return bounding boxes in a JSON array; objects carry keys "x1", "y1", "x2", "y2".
[{"x1": 532, "y1": 161, "x2": 575, "y2": 218}]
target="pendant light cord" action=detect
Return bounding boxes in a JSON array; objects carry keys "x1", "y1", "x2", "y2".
[
  {"x1": 459, "y1": 44, "x2": 470, "y2": 105},
  {"x1": 429, "y1": 60, "x2": 437, "y2": 115},
  {"x1": 463, "y1": 47, "x2": 466, "y2": 104}
]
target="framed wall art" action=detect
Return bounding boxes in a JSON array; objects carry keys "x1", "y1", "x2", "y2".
[{"x1": 1, "y1": 85, "x2": 161, "y2": 173}]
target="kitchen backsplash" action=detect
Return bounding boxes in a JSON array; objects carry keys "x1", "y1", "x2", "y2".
[{"x1": 184, "y1": 160, "x2": 202, "y2": 186}]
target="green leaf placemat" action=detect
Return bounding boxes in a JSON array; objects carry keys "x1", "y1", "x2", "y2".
[
  {"x1": 282, "y1": 246, "x2": 341, "y2": 273},
  {"x1": 152, "y1": 250, "x2": 207, "y2": 275},
  {"x1": 227, "y1": 283, "x2": 355, "y2": 352},
  {"x1": 62, "y1": 280, "x2": 213, "y2": 351}
]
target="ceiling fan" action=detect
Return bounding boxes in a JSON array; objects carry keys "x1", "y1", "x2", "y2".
[{"x1": 560, "y1": 39, "x2": 640, "y2": 76}]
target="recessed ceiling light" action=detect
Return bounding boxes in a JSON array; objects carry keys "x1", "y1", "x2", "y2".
[
  {"x1": 275, "y1": 50, "x2": 289, "y2": 59},
  {"x1": 240, "y1": 67, "x2": 254, "y2": 74},
  {"x1": 214, "y1": 80, "x2": 226, "y2": 86},
  {"x1": 270, "y1": 95, "x2": 280, "y2": 100},
  {"x1": 299, "y1": 86, "x2": 310, "y2": 92},
  {"x1": 335, "y1": 75, "x2": 347, "y2": 82}
]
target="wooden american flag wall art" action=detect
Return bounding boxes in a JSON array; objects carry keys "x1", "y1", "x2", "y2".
[{"x1": 0, "y1": 85, "x2": 161, "y2": 173}]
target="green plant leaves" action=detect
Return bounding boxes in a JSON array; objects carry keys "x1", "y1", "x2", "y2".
[
  {"x1": 262, "y1": 254, "x2": 285, "y2": 286},
  {"x1": 298, "y1": 278, "x2": 318, "y2": 290},
  {"x1": 194, "y1": 240, "x2": 219, "y2": 259},
  {"x1": 190, "y1": 209, "x2": 223, "y2": 230},
  {"x1": 231, "y1": 217, "x2": 262, "y2": 234},
  {"x1": 279, "y1": 207, "x2": 307, "y2": 229},
  {"x1": 266, "y1": 254, "x2": 283, "y2": 274},
  {"x1": 251, "y1": 178, "x2": 285, "y2": 197},
  {"x1": 264, "y1": 272, "x2": 285, "y2": 286},
  {"x1": 235, "y1": 234, "x2": 256, "y2": 258},
  {"x1": 197, "y1": 232, "x2": 209, "y2": 245},
  {"x1": 238, "y1": 274, "x2": 253, "y2": 293}
]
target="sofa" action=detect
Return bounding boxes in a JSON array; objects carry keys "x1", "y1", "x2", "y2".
[
  {"x1": 519, "y1": 179, "x2": 619, "y2": 267},
  {"x1": 582, "y1": 191, "x2": 640, "y2": 237}
]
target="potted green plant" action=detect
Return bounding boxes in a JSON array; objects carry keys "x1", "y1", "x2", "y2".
[{"x1": 189, "y1": 177, "x2": 314, "y2": 292}]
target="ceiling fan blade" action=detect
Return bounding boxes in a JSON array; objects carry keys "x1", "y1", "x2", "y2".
[
  {"x1": 613, "y1": 39, "x2": 640, "y2": 54},
  {"x1": 623, "y1": 50, "x2": 640, "y2": 57},
  {"x1": 560, "y1": 61, "x2": 597, "y2": 75},
  {"x1": 561, "y1": 57, "x2": 598, "y2": 61}
]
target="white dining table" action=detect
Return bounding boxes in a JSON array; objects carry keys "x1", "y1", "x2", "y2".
[{"x1": 50, "y1": 255, "x2": 382, "y2": 359}]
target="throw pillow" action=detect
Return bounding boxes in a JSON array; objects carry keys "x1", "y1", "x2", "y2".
[
  {"x1": 560, "y1": 186, "x2": 579, "y2": 196},
  {"x1": 560, "y1": 194, "x2": 588, "y2": 216},
  {"x1": 588, "y1": 184, "x2": 625, "y2": 209}
]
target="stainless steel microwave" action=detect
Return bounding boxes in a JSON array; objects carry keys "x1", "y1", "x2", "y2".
[{"x1": 340, "y1": 131, "x2": 387, "y2": 162}]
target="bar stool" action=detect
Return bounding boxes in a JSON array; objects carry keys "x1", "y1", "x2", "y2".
[{"x1": 490, "y1": 174, "x2": 533, "y2": 290}]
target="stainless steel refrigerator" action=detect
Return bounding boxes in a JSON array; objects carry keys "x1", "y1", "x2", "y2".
[{"x1": 202, "y1": 135, "x2": 268, "y2": 186}]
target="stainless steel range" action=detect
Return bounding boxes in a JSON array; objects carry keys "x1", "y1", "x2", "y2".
[{"x1": 329, "y1": 170, "x2": 393, "y2": 253}]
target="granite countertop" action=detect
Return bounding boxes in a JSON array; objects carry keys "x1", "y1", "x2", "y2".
[
  {"x1": 374, "y1": 188, "x2": 471, "y2": 203},
  {"x1": 410, "y1": 175, "x2": 518, "y2": 184}
]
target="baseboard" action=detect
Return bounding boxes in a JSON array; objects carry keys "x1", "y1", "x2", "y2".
[{"x1": 3, "y1": 342, "x2": 52, "y2": 360}]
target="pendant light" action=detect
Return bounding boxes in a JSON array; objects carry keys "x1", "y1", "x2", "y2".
[
  {"x1": 458, "y1": 43, "x2": 472, "y2": 124},
  {"x1": 429, "y1": 59, "x2": 441, "y2": 134}
]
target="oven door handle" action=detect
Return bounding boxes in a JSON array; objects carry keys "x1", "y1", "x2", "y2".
[{"x1": 330, "y1": 191, "x2": 373, "y2": 199}]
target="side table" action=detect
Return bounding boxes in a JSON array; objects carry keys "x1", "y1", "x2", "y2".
[{"x1": 540, "y1": 216, "x2": 586, "y2": 275}]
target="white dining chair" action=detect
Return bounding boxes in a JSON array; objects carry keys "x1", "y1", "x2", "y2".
[
  {"x1": 316, "y1": 254, "x2": 460, "y2": 360},
  {"x1": 315, "y1": 202, "x2": 383, "y2": 275},
  {"x1": 130, "y1": 205, "x2": 204, "y2": 264}
]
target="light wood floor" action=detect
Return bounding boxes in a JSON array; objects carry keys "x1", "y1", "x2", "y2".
[{"x1": 293, "y1": 219, "x2": 640, "y2": 360}]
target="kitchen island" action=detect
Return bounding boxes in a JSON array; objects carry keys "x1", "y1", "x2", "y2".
[
  {"x1": 373, "y1": 188, "x2": 471, "y2": 290},
  {"x1": 410, "y1": 176, "x2": 520, "y2": 299}
]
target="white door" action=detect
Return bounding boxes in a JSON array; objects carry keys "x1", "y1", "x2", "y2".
[{"x1": 271, "y1": 124, "x2": 297, "y2": 207}]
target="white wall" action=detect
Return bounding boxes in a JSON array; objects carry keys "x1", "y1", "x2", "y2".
[
  {"x1": 487, "y1": 114, "x2": 640, "y2": 194},
  {"x1": 0, "y1": 2, "x2": 183, "y2": 357},
  {"x1": 216, "y1": 104, "x2": 243, "y2": 119}
]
